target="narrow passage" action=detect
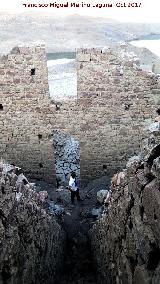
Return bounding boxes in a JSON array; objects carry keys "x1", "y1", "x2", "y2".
[{"x1": 36, "y1": 176, "x2": 110, "y2": 284}]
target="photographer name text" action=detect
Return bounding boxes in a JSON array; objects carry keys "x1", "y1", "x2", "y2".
[{"x1": 22, "y1": 2, "x2": 142, "y2": 8}]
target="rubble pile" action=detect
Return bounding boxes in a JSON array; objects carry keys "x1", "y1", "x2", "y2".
[
  {"x1": 90, "y1": 120, "x2": 160, "y2": 284},
  {"x1": 0, "y1": 161, "x2": 65, "y2": 284}
]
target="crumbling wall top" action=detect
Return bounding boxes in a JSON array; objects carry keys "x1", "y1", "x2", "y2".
[
  {"x1": 76, "y1": 45, "x2": 160, "y2": 80},
  {"x1": 0, "y1": 43, "x2": 46, "y2": 61}
]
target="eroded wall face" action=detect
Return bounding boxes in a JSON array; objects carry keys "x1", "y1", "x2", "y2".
[
  {"x1": 53, "y1": 130, "x2": 80, "y2": 185},
  {"x1": 0, "y1": 162, "x2": 65, "y2": 284},
  {"x1": 1, "y1": 46, "x2": 160, "y2": 186},
  {"x1": 77, "y1": 48, "x2": 160, "y2": 184},
  {"x1": 90, "y1": 130, "x2": 160, "y2": 284},
  {"x1": 0, "y1": 46, "x2": 56, "y2": 183}
]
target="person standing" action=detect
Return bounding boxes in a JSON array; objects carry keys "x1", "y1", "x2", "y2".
[{"x1": 69, "y1": 172, "x2": 80, "y2": 204}]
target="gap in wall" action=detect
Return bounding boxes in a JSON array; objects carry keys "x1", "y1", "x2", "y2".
[{"x1": 47, "y1": 52, "x2": 77, "y2": 100}]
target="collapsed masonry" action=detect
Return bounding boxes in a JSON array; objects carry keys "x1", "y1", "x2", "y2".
[
  {"x1": 90, "y1": 121, "x2": 160, "y2": 284},
  {"x1": 0, "y1": 44, "x2": 160, "y2": 185},
  {"x1": 1, "y1": 122, "x2": 160, "y2": 284},
  {"x1": 0, "y1": 161, "x2": 65, "y2": 284},
  {"x1": 53, "y1": 131, "x2": 80, "y2": 185}
]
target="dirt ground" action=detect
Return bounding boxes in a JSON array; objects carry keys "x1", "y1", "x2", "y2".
[{"x1": 35, "y1": 176, "x2": 110, "y2": 284}]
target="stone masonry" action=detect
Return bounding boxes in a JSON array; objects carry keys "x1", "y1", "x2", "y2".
[
  {"x1": 0, "y1": 161, "x2": 65, "y2": 284},
  {"x1": 77, "y1": 47, "x2": 160, "y2": 184},
  {"x1": 90, "y1": 120, "x2": 160, "y2": 284},
  {"x1": 0, "y1": 45, "x2": 56, "y2": 183},
  {"x1": 1, "y1": 44, "x2": 160, "y2": 185}
]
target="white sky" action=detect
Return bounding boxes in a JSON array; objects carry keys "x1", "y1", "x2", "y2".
[{"x1": 0, "y1": 0, "x2": 160, "y2": 23}]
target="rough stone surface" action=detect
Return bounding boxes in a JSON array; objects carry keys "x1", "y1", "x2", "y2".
[
  {"x1": 77, "y1": 47, "x2": 160, "y2": 184},
  {"x1": 53, "y1": 130, "x2": 80, "y2": 185},
  {"x1": 0, "y1": 161, "x2": 65, "y2": 284},
  {"x1": 90, "y1": 122, "x2": 160, "y2": 284},
  {"x1": 0, "y1": 44, "x2": 56, "y2": 184},
  {"x1": 97, "y1": 189, "x2": 109, "y2": 204},
  {"x1": 1, "y1": 44, "x2": 160, "y2": 186}
]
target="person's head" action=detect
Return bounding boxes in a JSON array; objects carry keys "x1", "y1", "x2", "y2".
[{"x1": 71, "y1": 171, "x2": 76, "y2": 179}]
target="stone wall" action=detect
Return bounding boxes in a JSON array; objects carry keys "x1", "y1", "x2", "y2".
[
  {"x1": 1, "y1": 44, "x2": 160, "y2": 185},
  {"x1": 90, "y1": 122, "x2": 160, "y2": 284},
  {"x1": 77, "y1": 47, "x2": 160, "y2": 184},
  {"x1": 0, "y1": 44, "x2": 56, "y2": 183},
  {"x1": 0, "y1": 161, "x2": 65, "y2": 284}
]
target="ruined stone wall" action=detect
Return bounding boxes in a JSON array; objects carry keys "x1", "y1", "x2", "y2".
[
  {"x1": 77, "y1": 48, "x2": 160, "y2": 184},
  {"x1": 0, "y1": 162, "x2": 65, "y2": 284},
  {"x1": 0, "y1": 44, "x2": 82, "y2": 185},
  {"x1": 0, "y1": 45, "x2": 56, "y2": 183},
  {"x1": 90, "y1": 124, "x2": 160, "y2": 284},
  {"x1": 1, "y1": 45, "x2": 160, "y2": 186}
]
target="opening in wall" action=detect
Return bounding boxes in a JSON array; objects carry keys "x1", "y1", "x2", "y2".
[
  {"x1": 46, "y1": 52, "x2": 77, "y2": 100},
  {"x1": 124, "y1": 103, "x2": 131, "y2": 110},
  {"x1": 0, "y1": 104, "x2": 3, "y2": 110},
  {"x1": 156, "y1": 108, "x2": 160, "y2": 115},
  {"x1": 55, "y1": 104, "x2": 60, "y2": 111},
  {"x1": 31, "y1": 68, "x2": 36, "y2": 76}
]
